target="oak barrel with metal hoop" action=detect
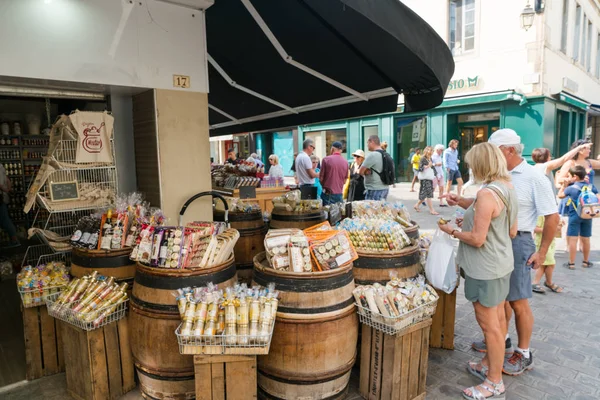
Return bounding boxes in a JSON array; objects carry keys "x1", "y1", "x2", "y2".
[
  {"x1": 70, "y1": 247, "x2": 136, "y2": 287},
  {"x1": 253, "y1": 252, "x2": 357, "y2": 400},
  {"x1": 214, "y1": 209, "x2": 266, "y2": 283},
  {"x1": 269, "y1": 209, "x2": 326, "y2": 230},
  {"x1": 353, "y1": 243, "x2": 422, "y2": 285}
]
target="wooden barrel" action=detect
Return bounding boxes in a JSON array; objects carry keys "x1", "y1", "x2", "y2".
[
  {"x1": 253, "y1": 252, "x2": 357, "y2": 400},
  {"x1": 130, "y1": 258, "x2": 238, "y2": 400},
  {"x1": 353, "y1": 243, "x2": 422, "y2": 285},
  {"x1": 70, "y1": 247, "x2": 135, "y2": 285},
  {"x1": 270, "y1": 209, "x2": 326, "y2": 230},
  {"x1": 403, "y1": 221, "x2": 420, "y2": 240},
  {"x1": 214, "y1": 209, "x2": 267, "y2": 283}
]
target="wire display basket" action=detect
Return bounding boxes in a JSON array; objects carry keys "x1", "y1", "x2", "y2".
[
  {"x1": 356, "y1": 299, "x2": 438, "y2": 336},
  {"x1": 18, "y1": 285, "x2": 66, "y2": 308},
  {"x1": 175, "y1": 321, "x2": 275, "y2": 355},
  {"x1": 21, "y1": 243, "x2": 72, "y2": 269},
  {"x1": 45, "y1": 291, "x2": 128, "y2": 331}
]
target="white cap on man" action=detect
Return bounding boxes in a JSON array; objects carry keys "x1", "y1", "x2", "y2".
[{"x1": 488, "y1": 128, "x2": 521, "y2": 146}]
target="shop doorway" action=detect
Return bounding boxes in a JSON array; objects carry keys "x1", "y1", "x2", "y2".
[{"x1": 453, "y1": 112, "x2": 500, "y2": 179}]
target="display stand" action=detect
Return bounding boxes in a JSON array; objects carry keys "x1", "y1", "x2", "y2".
[
  {"x1": 194, "y1": 355, "x2": 257, "y2": 400},
  {"x1": 22, "y1": 305, "x2": 64, "y2": 380},
  {"x1": 60, "y1": 317, "x2": 135, "y2": 400},
  {"x1": 212, "y1": 187, "x2": 288, "y2": 213},
  {"x1": 359, "y1": 319, "x2": 432, "y2": 400},
  {"x1": 429, "y1": 287, "x2": 457, "y2": 350}
]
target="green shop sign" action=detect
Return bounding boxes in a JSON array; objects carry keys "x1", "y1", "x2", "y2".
[{"x1": 448, "y1": 76, "x2": 480, "y2": 92}]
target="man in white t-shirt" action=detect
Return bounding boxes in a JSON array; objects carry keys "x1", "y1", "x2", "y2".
[
  {"x1": 432, "y1": 144, "x2": 447, "y2": 207},
  {"x1": 295, "y1": 139, "x2": 318, "y2": 187}
]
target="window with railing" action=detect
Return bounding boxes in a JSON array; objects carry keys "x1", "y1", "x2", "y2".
[
  {"x1": 449, "y1": 0, "x2": 475, "y2": 56},
  {"x1": 586, "y1": 20, "x2": 592, "y2": 71}
]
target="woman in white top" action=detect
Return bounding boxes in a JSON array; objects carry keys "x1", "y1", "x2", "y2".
[
  {"x1": 268, "y1": 154, "x2": 284, "y2": 179},
  {"x1": 532, "y1": 142, "x2": 591, "y2": 195}
]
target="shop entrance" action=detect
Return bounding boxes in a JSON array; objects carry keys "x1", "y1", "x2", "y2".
[{"x1": 448, "y1": 112, "x2": 500, "y2": 179}]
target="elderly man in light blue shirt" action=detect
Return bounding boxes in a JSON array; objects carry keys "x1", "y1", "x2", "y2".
[
  {"x1": 449, "y1": 129, "x2": 559, "y2": 378},
  {"x1": 444, "y1": 139, "x2": 464, "y2": 196}
]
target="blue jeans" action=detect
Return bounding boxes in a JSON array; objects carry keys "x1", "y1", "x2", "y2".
[
  {"x1": 0, "y1": 203, "x2": 17, "y2": 238},
  {"x1": 365, "y1": 189, "x2": 389, "y2": 201},
  {"x1": 321, "y1": 193, "x2": 343, "y2": 205}
]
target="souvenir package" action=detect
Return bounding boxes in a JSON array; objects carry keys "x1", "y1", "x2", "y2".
[
  {"x1": 418, "y1": 232, "x2": 434, "y2": 266},
  {"x1": 351, "y1": 201, "x2": 414, "y2": 228},
  {"x1": 46, "y1": 271, "x2": 128, "y2": 330},
  {"x1": 17, "y1": 262, "x2": 70, "y2": 307},
  {"x1": 175, "y1": 282, "x2": 279, "y2": 350},
  {"x1": 264, "y1": 229, "x2": 298, "y2": 271},
  {"x1": 339, "y1": 218, "x2": 412, "y2": 253},
  {"x1": 133, "y1": 222, "x2": 238, "y2": 269},
  {"x1": 272, "y1": 190, "x2": 322, "y2": 212},
  {"x1": 353, "y1": 275, "x2": 438, "y2": 333},
  {"x1": 214, "y1": 197, "x2": 261, "y2": 213},
  {"x1": 309, "y1": 230, "x2": 357, "y2": 271}
]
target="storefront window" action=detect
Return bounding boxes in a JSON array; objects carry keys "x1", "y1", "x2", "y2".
[
  {"x1": 362, "y1": 126, "x2": 378, "y2": 154},
  {"x1": 395, "y1": 117, "x2": 427, "y2": 182},
  {"x1": 305, "y1": 129, "x2": 347, "y2": 161}
]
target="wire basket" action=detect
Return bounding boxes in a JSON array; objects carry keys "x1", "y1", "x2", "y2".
[
  {"x1": 175, "y1": 321, "x2": 275, "y2": 355},
  {"x1": 45, "y1": 291, "x2": 128, "y2": 331},
  {"x1": 21, "y1": 244, "x2": 72, "y2": 269},
  {"x1": 356, "y1": 299, "x2": 438, "y2": 336},
  {"x1": 18, "y1": 285, "x2": 66, "y2": 308}
]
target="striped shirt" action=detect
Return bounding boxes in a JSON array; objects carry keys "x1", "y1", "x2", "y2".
[{"x1": 510, "y1": 160, "x2": 557, "y2": 232}]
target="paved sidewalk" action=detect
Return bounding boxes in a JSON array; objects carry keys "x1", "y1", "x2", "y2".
[{"x1": 386, "y1": 182, "x2": 600, "y2": 400}]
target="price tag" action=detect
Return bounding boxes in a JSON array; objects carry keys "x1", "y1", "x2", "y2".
[{"x1": 173, "y1": 75, "x2": 191, "y2": 88}]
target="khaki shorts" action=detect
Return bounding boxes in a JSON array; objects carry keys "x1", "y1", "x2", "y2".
[{"x1": 464, "y1": 273, "x2": 511, "y2": 308}]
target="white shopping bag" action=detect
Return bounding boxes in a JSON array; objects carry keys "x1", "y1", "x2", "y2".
[{"x1": 425, "y1": 229, "x2": 458, "y2": 294}]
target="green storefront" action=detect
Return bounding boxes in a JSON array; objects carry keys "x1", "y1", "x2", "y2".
[{"x1": 298, "y1": 90, "x2": 589, "y2": 182}]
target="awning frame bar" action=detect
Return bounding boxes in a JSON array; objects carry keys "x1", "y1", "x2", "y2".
[
  {"x1": 240, "y1": 0, "x2": 370, "y2": 102},
  {"x1": 208, "y1": 54, "x2": 299, "y2": 114},
  {"x1": 210, "y1": 87, "x2": 396, "y2": 130},
  {"x1": 208, "y1": 104, "x2": 242, "y2": 125}
]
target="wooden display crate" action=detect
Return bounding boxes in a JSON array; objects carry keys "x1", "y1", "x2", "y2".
[
  {"x1": 429, "y1": 288, "x2": 457, "y2": 350},
  {"x1": 359, "y1": 319, "x2": 432, "y2": 400},
  {"x1": 23, "y1": 305, "x2": 65, "y2": 380},
  {"x1": 194, "y1": 355, "x2": 257, "y2": 400},
  {"x1": 60, "y1": 317, "x2": 135, "y2": 400}
]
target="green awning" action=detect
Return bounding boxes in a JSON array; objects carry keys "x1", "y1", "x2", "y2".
[{"x1": 558, "y1": 92, "x2": 590, "y2": 110}]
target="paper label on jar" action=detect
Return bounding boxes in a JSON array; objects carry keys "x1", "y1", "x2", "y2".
[{"x1": 335, "y1": 251, "x2": 352, "y2": 266}]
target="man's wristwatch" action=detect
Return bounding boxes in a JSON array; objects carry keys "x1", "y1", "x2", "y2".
[{"x1": 451, "y1": 230, "x2": 458, "y2": 238}]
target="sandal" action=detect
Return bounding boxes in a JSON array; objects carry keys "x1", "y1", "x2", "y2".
[
  {"x1": 430, "y1": 211, "x2": 440, "y2": 216},
  {"x1": 544, "y1": 282, "x2": 563, "y2": 293},
  {"x1": 582, "y1": 261, "x2": 594, "y2": 268},
  {"x1": 462, "y1": 378, "x2": 505, "y2": 400},
  {"x1": 532, "y1": 284, "x2": 546, "y2": 294},
  {"x1": 413, "y1": 206, "x2": 421, "y2": 212},
  {"x1": 467, "y1": 361, "x2": 488, "y2": 380},
  {"x1": 564, "y1": 262, "x2": 575, "y2": 270}
]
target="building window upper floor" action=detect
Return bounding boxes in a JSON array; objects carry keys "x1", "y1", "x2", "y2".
[{"x1": 449, "y1": 0, "x2": 476, "y2": 56}]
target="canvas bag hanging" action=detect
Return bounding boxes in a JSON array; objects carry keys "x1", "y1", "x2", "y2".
[
  {"x1": 425, "y1": 229, "x2": 458, "y2": 294},
  {"x1": 69, "y1": 111, "x2": 114, "y2": 164},
  {"x1": 418, "y1": 166, "x2": 434, "y2": 180}
]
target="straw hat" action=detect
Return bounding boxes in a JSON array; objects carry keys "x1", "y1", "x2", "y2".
[{"x1": 352, "y1": 149, "x2": 365, "y2": 158}]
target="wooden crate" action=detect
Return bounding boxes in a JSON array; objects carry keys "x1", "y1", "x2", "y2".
[
  {"x1": 359, "y1": 319, "x2": 432, "y2": 400},
  {"x1": 23, "y1": 305, "x2": 65, "y2": 380},
  {"x1": 429, "y1": 288, "x2": 457, "y2": 350},
  {"x1": 60, "y1": 317, "x2": 135, "y2": 400},
  {"x1": 194, "y1": 355, "x2": 257, "y2": 400}
]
